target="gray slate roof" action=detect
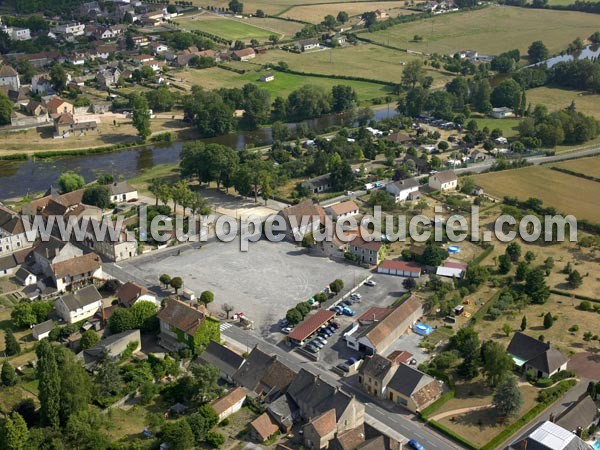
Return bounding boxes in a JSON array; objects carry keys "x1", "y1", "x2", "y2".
[
  {"x1": 197, "y1": 340, "x2": 245, "y2": 379},
  {"x1": 59, "y1": 285, "x2": 102, "y2": 312},
  {"x1": 387, "y1": 363, "x2": 433, "y2": 397},
  {"x1": 232, "y1": 345, "x2": 274, "y2": 391},
  {"x1": 32, "y1": 319, "x2": 54, "y2": 336}
]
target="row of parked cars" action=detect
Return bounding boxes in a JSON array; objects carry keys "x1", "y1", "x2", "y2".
[{"x1": 304, "y1": 323, "x2": 339, "y2": 354}]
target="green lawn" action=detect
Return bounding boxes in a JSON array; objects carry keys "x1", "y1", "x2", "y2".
[
  {"x1": 471, "y1": 117, "x2": 521, "y2": 137},
  {"x1": 175, "y1": 16, "x2": 274, "y2": 41},
  {"x1": 367, "y1": 5, "x2": 600, "y2": 56},
  {"x1": 526, "y1": 87, "x2": 600, "y2": 120},
  {"x1": 177, "y1": 66, "x2": 393, "y2": 102}
]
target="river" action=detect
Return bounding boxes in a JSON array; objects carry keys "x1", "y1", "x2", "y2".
[
  {"x1": 530, "y1": 45, "x2": 600, "y2": 69},
  {"x1": 0, "y1": 106, "x2": 398, "y2": 201}
]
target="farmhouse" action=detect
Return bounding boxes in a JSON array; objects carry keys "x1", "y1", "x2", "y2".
[
  {"x1": 326, "y1": 200, "x2": 359, "y2": 220},
  {"x1": 296, "y1": 38, "x2": 320, "y2": 52},
  {"x1": 490, "y1": 107, "x2": 514, "y2": 119},
  {"x1": 507, "y1": 332, "x2": 568, "y2": 379},
  {"x1": 210, "y1": 387, "x2": 247, "y2": 422},
  {"x1": 385, "y1": 178, "x2": 420, "y2": 203},
  {"x1": 354, "y1": 294, "x2": 423, "y2": 355},
  {"x1": 232, "y1": 48, "x2": 256, "y2": 61},
  {"x1": 377, "y1": 260, "x2": 421, "y2": 278},
  {"x1": 428, "y1": 171, "x2": 458, "y2": 191},
  {"x1": 55, "y1": 285, "x2": 103, "y2": 324}
]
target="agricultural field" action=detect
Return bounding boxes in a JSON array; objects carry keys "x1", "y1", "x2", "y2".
[
  {"x1": 195, "y1": 0, "x2": 363, "y2": 16},
  {"x1": 471, "y1": 165, "x2": 600, "y2": 222},
  {"x1": 175, "y1": 14, "x2": 275, "y2": 41},
  {"x1": 253, "y1": 43, "x2": 452, "y2": 87},
  {"x1": 552, "y1": 155, "x2": 600, "y2": 179},
  {"x1": 366, "y1": 5, "x2": 600, "y2": 56},
  {"x1": 526, "y1": 87, "x2": 600, "y2": 120},
  {"x1": 241, "y1": 16, "x2": 305, "y2": 36},
  {"x1": 175, "y1": 66, "x2": 393, "y2": 101},
  {"x1": 281, "y1": 1, "x2": 411, "y2": 23}
]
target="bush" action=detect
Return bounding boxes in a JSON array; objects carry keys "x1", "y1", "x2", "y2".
[
  {"x1": 550, "y1": 370, "x2": 575, "y2": 383},
  {"x1": 535, "y1": 378, "x2": 553, "y2": 388},
  {"x1": 568, "y1": 324, "x2": 579, "y2": 332},
  {"x1": 579, "y1": 300, "x2": 592, "y2": 311}
]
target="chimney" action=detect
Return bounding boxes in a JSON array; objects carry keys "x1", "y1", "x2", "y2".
[
  {"x1": 46, "y1": 247, "x2": 50, "y2": 258},
  {"x1": 372, "y1": 313, "x2": 376, "y2": 322}
]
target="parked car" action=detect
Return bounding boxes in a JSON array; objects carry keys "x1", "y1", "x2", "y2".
[
  {"x1": 351, "y1": 293, "x2": 362, "y2": 300},
  {"x1": 364, "y1": 280, "x2": 376, "y2": 287},
  {"x1": 343, "y1": 299, "x2": 353, "y2": 306},
  {"x1": 336, "y1": 363, "x2": 350, "y2": 373},
  {"x1": 342, "y1": 307, "x2": 355, "y2": 316},
  {"x1": 408, "y1": 439, "x2": 424, "y2": 450},
  {"x1": 306, "y1": 344, "x2": 319, "y2": 353},
  {"x1": 281, "y1": 327, "x2": 293, "y2": 334},
  {"x1": 333, "y1": 306, "x2": 343, "y2": 315},
  {"x1": 320, "y1": 329, "x2": 333, "y2": 337},
  {"x1": 279, "y1": 318, "x2": 289, "y2": 327},
  {"x1": 315, "y1": 336, "x2": 328, "y2": 345},
  {"x1": 351, "y1": 297, "x2": 362, "y2": 304},
  {"x1": 312, "y1": 340, "x2": 324, "y2": 349},
  {"x1": 326, "y1": 326, "x2": 336, "y2": 334},
  {"x1": 330, "y1": 321, "x2": 340, "y2": 329}
]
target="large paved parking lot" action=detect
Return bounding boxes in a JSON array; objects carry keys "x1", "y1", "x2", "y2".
[{"x1": 119, "y1": 239, "x2": 369, "y2": 331}]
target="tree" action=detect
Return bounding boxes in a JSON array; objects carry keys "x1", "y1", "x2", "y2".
[
  {"x1": 221, "y1": 303, "x2": 234, "y2": 319},
  {"x1": 160, "y1": 274, "x2": 172, "y2": 288},
  {"x1": 97, "y1": 174, "x2": 114, "y2": 185},
  {"x1": 200, "y1": 291, "x2": 214, "y2": 307},
  {"x1": 449, "y1": 327, "x2": 480, "y2": 358},
  {"x1": 50, "y1": 64, "x2": 67, "y2": 92},
  {"x1": 543, "y1": 312, "x2": 554, "y2": 329},
  {"x1": 528, "y1": 40, "x2": 549, "y2": 64},
  {"x1": 491, "y1": 79, "x2": 522, "y2": 109},
  {"x1": 1, "y1": 412, "x2": 29, "y2": 450},
  {"x1": 37, "y1": 339, "x2": 60, "y2": 428},
  {"x1": 403, "y1": 277, "x2": 417, "y2": 290},
  {"x1": 255, "y1": 8, "x2": 265, "y2": 17},
  {"x1": 206, "y1": 431, "x2": 225, "y2": 449},
  {"x1": 4, "y1": 328, "x2": 20, "y2": 356},
  {"x1": 336, "y1": 11, "x2": 349, "y2": 23},
  {"x1": 131, "y1": 301, "x2": 159, "y2": 332},
  {"x1": 58, "y1": 171, "x2": 85, "y2": 193},
  {"x1": 494, "y1": 377, "x2": 523, "y2": 417},
  {"x1": 190, "y1": 365, "x2": 223, "y2": 403},
  {"x1": 271, "y1": 121, "x2": 290, "y2": 142},
  {"x1": 286, "y1": 308, "x2": 303, "y2": 325},
  {"x1": 82, "y1": 185, "x2": 111, "y2": 209},
  {"x1": 228, "y1": 0, "x2": 243, "y2": 14},
  {"x1": 331, "y1": 85, "x2": 357, "y2": 113},
  {"x1": 131, "y1": 93, "x2": 151, "y2": 140},
  {"x1": 502, "y1": 323, "x2": 512, "y2": 337},
  {"x1": 457, "y1": 354, "x2": 479, "y2": 380},
  {"x1": 525, "y1": 268, "x2": 550, "y2": 304},
  {"x1": 330, "y1": 279, "x2": 344, "y2": 294},
  {"x1": 520, "y1": 315, "x2": 527, "y2": 331},
  {"x1": 170, "y1": 277, "x2": 183, "y2": 294},
  {"x1": 1, "y1": 361, "x2": 17, "y2": 386},
  {"x1": 515, "y1": 261, "x2": 530, "y2": 282},
  {"x1": 584, "y1": 331, "x2": 593, "y2": 342},
  {"x1": 162, "y1": 420, "x2": 195, "y2": 450},
  {"x1": 11, "y1": 302, "x2": 37, "y2": 328},
  {"x1": 402, "y1": 60, "x2": 424, "y2": 88},
  {"x1": 322, "y1": 14, "x2": 337, "y2": 29},
  {"x1": 567, "y1": 270, "x2": 583, "y2": 289},
  {"x1": 0, "y1": 91, "x2": 13, "y2": 125},
  {"x1": 55, "y1": 346, "x2": 92, "y2": 426},
  {"x1": 80, "y1": 330, "x2": 99, "y2": 349},
  {"x1": 505, "y1": 242, "x2": 521, "y2": 262},
  {"x1": 481, "y1": 340, "x2": 514, "y2": 386},
  {"x1": 498, "y1": 254, "x2": 512, "y2": 274}
]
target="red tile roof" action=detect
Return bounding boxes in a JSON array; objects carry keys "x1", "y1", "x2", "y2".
[
  {"x1": 210, "y1": 387, "x2": 246, "y2": 416},
  {"x1": 387, "y1": 350, "x2": 413, "y2": 364},
  {"x1": 357, "y1": 306, "x2": 391, "y2": 323},
  {"x1": 308, "y1": 408, "x2": 336, "y2": 437},
  {"x1": 288, "y1": 309, "x2": 335, "y2": 342},
  {"x1": 351, "y1": 235, "x2": 383, "y2": 252},
  {"x1": 250, "y1": 412, "x2": 279, "y2": 441},
  {"x1": 378, "y1": 260, "x2": 421, "y2": 273},
  {"x1": 328, "y1": 200, "x2": 359, "y2": 216}
]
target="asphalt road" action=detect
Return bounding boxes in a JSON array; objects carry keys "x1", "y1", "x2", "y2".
[{"x1": 220, "y1": 324, "x2": 465, "y2": 450}]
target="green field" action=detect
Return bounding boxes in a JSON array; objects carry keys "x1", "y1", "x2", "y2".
[
  {"x1": 367, "y1": 5, "x2": 600, "y2": 56},
  {"x1": 251, "y1": 43, "x2": 452, "y2": 88},
  {"x1": 176, "y1": 66, "x2": 392, "y2": 101},
  {"x1": 472, "y1": 165, "x2": 600, "y2": 222},
  {"x1": 471, "y1": 117, "x2": 520, "y2": 137},
  {"x1": 526, "y1": 87, "x2": 600, "y2": 120},
  {"x1": 175, "y1": 15, "x2": 274, "y2": 41},
  {"x1": 195, "y1": 0, "x2": 370, "y2": 16}
]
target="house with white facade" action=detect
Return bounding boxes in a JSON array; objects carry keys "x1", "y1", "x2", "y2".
[
  {"x1": 32, "y1": 319, "x2": 54, "y2": 340},
  {"x1": 326, "y1": 200, "x2": 359, "y2": 220},
  {"x1": 117, "y1": 281, "x2": 159, "y2": 308},
  {"x1": 0, "y1": 65, "x2": 20, "y2": 91},
  {"x1": 55, "y1": 285, "x2": 103, "y2": 324},
  {"x1": 428, "y1": 171, "x2": 458, "y2": 191},
  {"x1": 0, "y1": 205, "x2": 37, "y2": 257},
  {"x1": 385, "y1": 178, "x2": 420, "y2": 202}
]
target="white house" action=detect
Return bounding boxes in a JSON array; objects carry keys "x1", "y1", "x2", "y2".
[
  {"x1": 490, "y1": 107, "x2": 514, "y2": 119},
  {"x1": 15, "y1": 267, "x2": 37, "y2": 286},
  {"x1": 428, "y1": 171, "x2": 458, "y2": 191},
  {"x1": 108, "y1": 182, "x2": 138, "y2": 203},
  {"x1": 31, "y1": 73, "x2": 53, "y2": 95},
  {"x1": 52, "y1": 23, "x2": 85, "y2": 37},
  {"x1": 0, "y1": 19, "x2": 31, "y2": 41},
  {"x1": 0, "y1": 65, "x2": 20, "y2": 91},
  {"x1": 0, "y1": 206, "x2": 37, "y2": 257},
  {"x1": 210, "y1": 387, "x2": 247, "y2": 422},
  {"x1": 326, "y1": 200, "x2": 359, "y2": 220},
  {"x1": 386, "y1": 178, "x2": 420, "y2": 202},
  {"x1": 32, "y1": 319, "x2": 54, "y2": 340},
  {"x1": 50, "y1": 252, "x2": 103, "y2": 292},
  {"x1": 55, "y1": 285, "x2": 103, "y2": 324}
]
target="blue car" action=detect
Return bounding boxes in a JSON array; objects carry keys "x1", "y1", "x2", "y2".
[
  {"x1": 408, "y1": 439, "x2": 424, "y2": 450},
  {"x1": 342, "y1": 306, "x2": 355, "y2": 316}
]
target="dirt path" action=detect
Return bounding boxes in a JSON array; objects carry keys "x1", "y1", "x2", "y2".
[{"x1": 430, "y1": 404, "x2": 493, "y2": 422}]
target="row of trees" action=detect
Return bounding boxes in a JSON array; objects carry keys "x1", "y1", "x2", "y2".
[{"x1": 148, "y1": 177, "x2": 211, "y2": 215}]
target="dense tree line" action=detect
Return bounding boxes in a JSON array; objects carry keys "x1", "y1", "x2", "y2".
[{"x1": 548, "y1": 59, "x2": 600, "y2": 93}]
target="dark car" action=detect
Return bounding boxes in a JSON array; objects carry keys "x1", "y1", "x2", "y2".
[
  {"x1": 305, "y1": 344, "x2": 319, "y2": 353},
  {"x1": 329, "y1": 322, "x2": 340, "y2": 329}
]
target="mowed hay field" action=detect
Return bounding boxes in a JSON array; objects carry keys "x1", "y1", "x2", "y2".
[
  {"x1": 471, "y1": 165, "x2": 600, "y2": 222},
  {"x1": 367, "y1": 6, "x2": 600, "y2": 55},
  {"x1": 175, "y1": 15, "x2": 274, "y2": 40},
  {"x1": 282, "y1": 1, "x2": 410, "y2": 23},
  {"x1": 552, "y1": 155, "x2": 600, "y2": 179},
  {"x1": 253, "y1": 44, "x2": 451, "y2": 87},
  {"x1": 526, "y1": 87, "x2": 600, "y2": 120},
  {"x1": 196, "y1": 0, "x2": 362, "y2": 16},
  {"x1": 176, "y1": 66, "x2": 391, "y2": 101}
]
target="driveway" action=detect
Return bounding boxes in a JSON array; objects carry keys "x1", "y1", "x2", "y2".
[{"x1": 568, "y1": 352, "x2": 600, "y2": 379}]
